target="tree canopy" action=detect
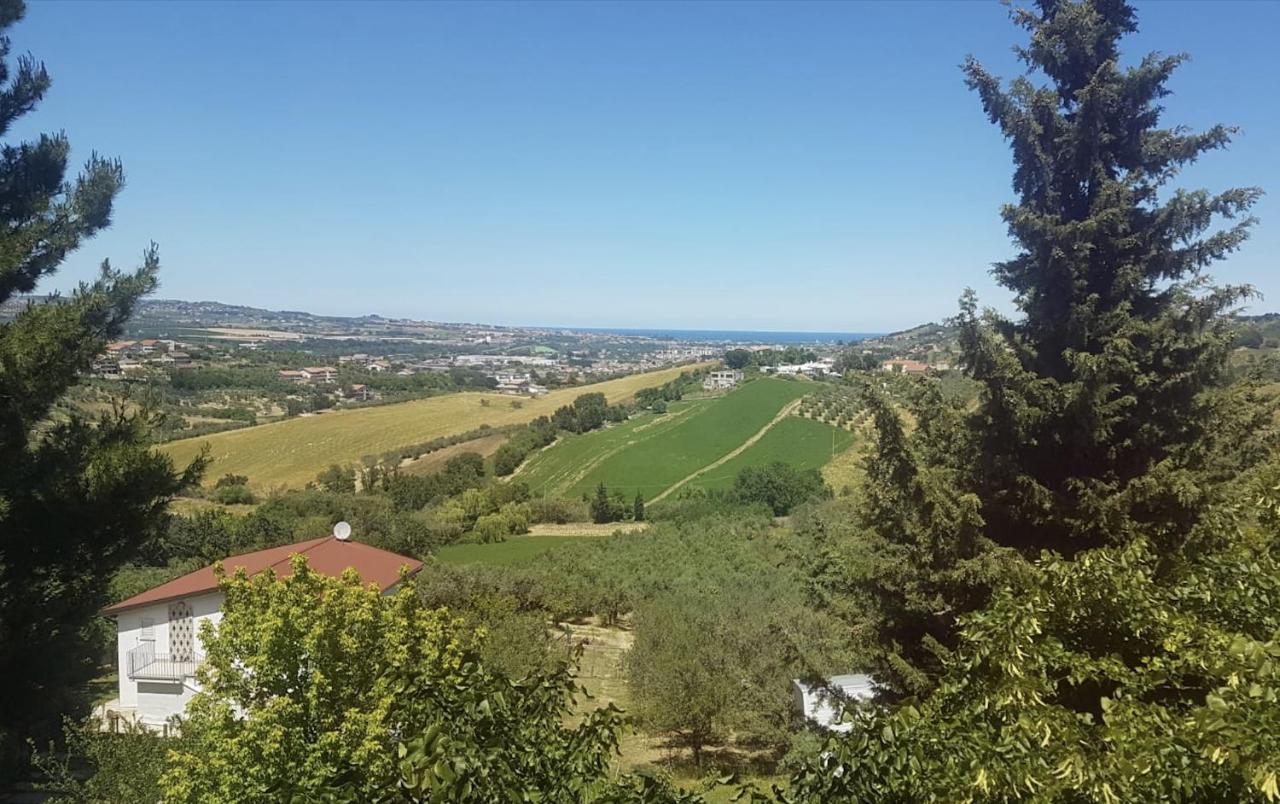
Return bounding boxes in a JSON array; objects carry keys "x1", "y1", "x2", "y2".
[
  {"x1": 853, "y1": 0, "x2": 1276, "y2": 696},
  {"x1": 0, "y1": 0, "x2": 201, "y2": 775},
  {"x1": 785, "y1": 1, "x2": 1280, "y2": 800}
]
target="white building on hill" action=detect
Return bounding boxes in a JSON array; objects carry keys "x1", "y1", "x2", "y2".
[
  {"x1": 703, "y1": 369, "x2": 743, "y2": 390},
  {"x1": 101, "y1": 534, "x2": 422, "y2": 728}
]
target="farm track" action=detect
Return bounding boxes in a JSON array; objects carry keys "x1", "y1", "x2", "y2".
[
  {"x1": 521, "y1": 400, "x2": 708, "y2": 492},
  {"x1": 648, "y1": 399, "x2": 803, "y2": 504}
]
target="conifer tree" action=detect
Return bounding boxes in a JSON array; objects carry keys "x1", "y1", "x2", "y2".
[
  {"x1": 0, "y1": 0, "x2": 203, "y2": 773},
  {"x1": 855, "y1": 0, "x2": 1275, "y2": 694}
]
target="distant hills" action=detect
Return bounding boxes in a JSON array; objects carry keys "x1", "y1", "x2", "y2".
[{"x1": 3, "y1": 295, "x2": 1275, "y2": 349}]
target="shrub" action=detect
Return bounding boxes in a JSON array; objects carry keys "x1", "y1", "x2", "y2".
[
  {"x1": 214, "y1": 473, "x2": 249, "y2": 489},
  {"x1": 210, "y1": 484, "x2": 256, "y2": 505}
]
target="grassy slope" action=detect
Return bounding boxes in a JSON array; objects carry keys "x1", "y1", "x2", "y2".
[
  {"x1": 517, "y1": 398, "x2": 712, "y2": 495},
  {"x1": 159, "y1": 364, "x2": 707, "y2": 489},
  {"x1": 520, "y1": 378, "x2": 812, "y2": 499},
  {"x1": 685, "y1": 414, "x2": 855, "y2": 491}
]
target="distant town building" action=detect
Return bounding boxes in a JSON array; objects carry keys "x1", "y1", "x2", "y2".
[
  {"x1": 880, "y1": 358, "x2": 930, "y2": 375},
  {"x1": 301, "y1": 366, "x2": 338, "y2": 384},
  {"x1": 703, "y1": 369, "x2": 744, "y2": 390},
  {"x1": 453, "y1": 354, "x2": 558, "y2": 368},
  {"x1": 158, "y1": 351, "x2": 196, "y2": 370},
  {"x1": 769, "y1": 359, "x2": 837, "y2": 378},
  {"x1": 92, "y1": 358, "x2": 122, "y2": 379},
  {"x1": 345, "y1": 383, "x2": 369, "y2": 401}
]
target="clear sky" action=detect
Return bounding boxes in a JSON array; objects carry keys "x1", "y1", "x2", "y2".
[{"x1": 10, "y1": 1, "x2": 1279, "y2": 332}]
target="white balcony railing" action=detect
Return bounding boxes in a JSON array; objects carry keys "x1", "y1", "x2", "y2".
[{"x1": 127, "y1": 644, "x2": 202, "y2": 682}]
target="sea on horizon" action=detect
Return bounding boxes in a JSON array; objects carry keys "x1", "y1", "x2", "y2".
[{"x1": 567, "y1": 327, "x2": 880, "y2": 344}]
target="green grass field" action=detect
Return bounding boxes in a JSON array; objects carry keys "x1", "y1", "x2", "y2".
[
  {"x1": 519, "y1": 377, "x2": 813, "y2": 500},
  {"x1": 685, "y1": 414, "x2": 854, "y2": 491},
  {"x1": 434, "y1": 535, "x2": 587, "y2": 566},
  {"x1": 159, "y1": 364, "x2": 708, "y2": 489}
]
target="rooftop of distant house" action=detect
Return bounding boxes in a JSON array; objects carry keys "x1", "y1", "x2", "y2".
[{"x1": 101, "y1": 536, "x2": 423, "y2": 615}]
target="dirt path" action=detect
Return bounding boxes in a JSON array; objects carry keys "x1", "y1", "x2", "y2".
[{"x1": 647, "y1": 399, "x2": 802, "y2": 505}]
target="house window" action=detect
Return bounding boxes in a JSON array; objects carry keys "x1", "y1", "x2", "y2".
[{"x1": 140, "y1": 618, "x2": 155, "y2": 641}]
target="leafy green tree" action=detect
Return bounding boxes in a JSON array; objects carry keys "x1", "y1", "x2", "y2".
[
  {"x1": 853, "y1": 0, "x2": 1276, "y2": 695},
  {"x1": 163, "y1": 557, "x2": 642, "y2": 802},
  {"x1": 633, "y1": 492, "x2": 646, "y2": 522},
  {"x1": 732, "y1": 462, "x2": 830, "y2": 516},
  {"x1": 627, "y1": 599, "x2": 739, "y2": 767},
  {"x1": 723, "y1": 349, "x2": 752, "y2": 370},
  {"x1": 628, "y1": 585, "x2": 854, "y2": 768},
  {"x1": 0, "y1": 0, "x2": 202, "y2": 774},
  {"x1": 315, "y1": 462, "x2": 356, "y2": 493},
  {"x1": 573, "y1": 391, "x2": 609, "y2": 432}
]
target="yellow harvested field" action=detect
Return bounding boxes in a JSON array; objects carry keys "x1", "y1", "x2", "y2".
[{"x1": 160, "y1": 364, "x2": 710, "y2": 489}]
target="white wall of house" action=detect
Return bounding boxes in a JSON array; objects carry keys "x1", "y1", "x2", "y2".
[{"x1": 113, "y1": 591, "x2": 223, "y2": 725}]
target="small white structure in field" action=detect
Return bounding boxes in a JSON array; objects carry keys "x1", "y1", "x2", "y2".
[
  {"x1": 101, "y1": 529, "x2": 421, "y2": 729},
  {"x1": 792, "y1": 673, "x2": 875, "y2": 733}
]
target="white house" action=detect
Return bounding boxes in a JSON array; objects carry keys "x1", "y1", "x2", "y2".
[
  {"x1": 792, "y1": 673, "x2": 876, "y2": 733},
  {"x1": 101, "y1": 533, "x2": 422, "y2": 728}
]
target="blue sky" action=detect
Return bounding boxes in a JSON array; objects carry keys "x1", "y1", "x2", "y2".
[{"x1": 10, "y1": 1, "x2": 1279, "y2": 332}]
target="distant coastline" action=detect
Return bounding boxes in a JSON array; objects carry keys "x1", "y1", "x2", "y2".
[{"x1": 562, "y1": 327, "x2": 880, "y2": 344}]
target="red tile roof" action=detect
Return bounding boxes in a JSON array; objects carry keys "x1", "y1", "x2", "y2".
[{"x1": 102, "y1": 537, "x2": 422, "y2": 615}]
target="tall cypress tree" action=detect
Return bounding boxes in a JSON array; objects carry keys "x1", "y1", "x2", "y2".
[
  {"x1": 855, "y1": 0, "x2": 1275, "y2": 694},
  {"x1": 0, "y1": 0, "x2": 203, "y2": 773}
]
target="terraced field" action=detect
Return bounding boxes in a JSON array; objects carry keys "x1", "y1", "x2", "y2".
[
  {"x1": 160, "y1": 364, "x2": 708, "y2": 489},
  {"x1": 519, "y1": 377, "x2": 815, "y2": 501}
]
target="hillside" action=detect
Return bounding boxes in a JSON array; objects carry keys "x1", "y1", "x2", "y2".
[
  {"x1": 160, "y1": 363, "x2": 708, "y2": 489},
  {"x1": 519, "y1": 377, "x2": 839, "y2": 501}
]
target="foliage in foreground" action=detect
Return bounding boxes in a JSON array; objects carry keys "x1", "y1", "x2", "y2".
[
  {"x1": 784, "y1": 494, "x2": 1280, "y2": 802},
  {"x1": 779, "y1": 1, "x2": 1280, "y2": 800},
  {"x1": 0, "y1": 0, "x2": 203, "y2": 776},
  {"x1": 852, "y1": 0, "x2": 1276, "y2": 697},
  {"x1": 161, "y1": 557, "x2": 689, "y2": 802},
  {"x1": 33, "y1": 718, "x2": 176, "y2": 803}
]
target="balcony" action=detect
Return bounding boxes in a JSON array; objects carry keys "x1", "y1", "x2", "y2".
[{"x1": 127, "y1": 644, "x2": 203, "y2": 682}]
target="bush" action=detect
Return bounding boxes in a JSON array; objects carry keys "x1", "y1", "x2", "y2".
[
  {"x1": 214, "y1": 473, "x2": 249, "y2": 489},
  {"x1": 210, "y1": 484, "x2": 256, "y2": 505},
  {"x1": 33, "y1": 717, "x2": 179, "y2": 803},
  {"x1": 527, "y1": 496, "x2": 588, "y2": 524}
]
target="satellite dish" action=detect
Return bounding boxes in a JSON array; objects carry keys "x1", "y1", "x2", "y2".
[{"x1": 333, "y1": 521, "x2": 352, "y2": 541}]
